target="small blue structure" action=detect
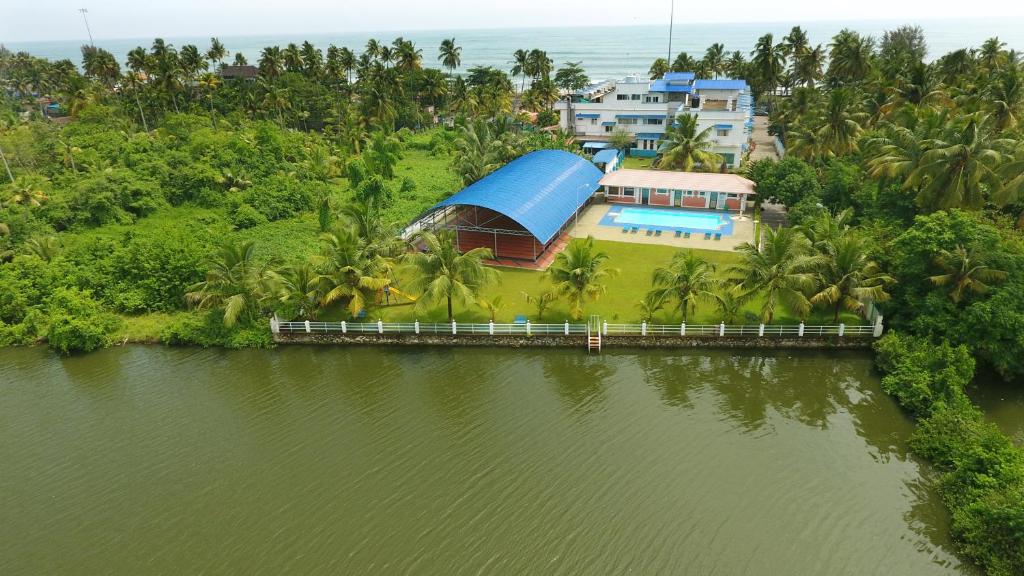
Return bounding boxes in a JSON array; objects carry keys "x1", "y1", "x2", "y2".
[{"x1": 422, "y1": 150, "x2": 603, "y2": 261}]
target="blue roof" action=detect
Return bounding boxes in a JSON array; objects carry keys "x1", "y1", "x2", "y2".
[
  {"x1": 693, "y1": 79, "x2": 749, "y2": 91},
  {"x1": 582, "y1": 141, "x2": 611, "y2": 150},
  {"x1": 592, "y1": 149, "x2": 620, "y2": 164},
  {"x1": 430, "y1": 150, "x2": 602, "y2": 244},
  {"x1": 664, "y1": 72, "x2": 695, "y2": 81},
  {"x1": 650, "y1": 80, "x2": 693, "y2": 93},
  {"x1": 715, "y1": 123, "x2": 734, "y2": 129},
  {"x1": 636, "y1": 133, "x2": 663, "y2": 140},
  {"x1": 576, "y1": 113, "x2": 600, "y2": 119},
  {"x1": 601, "y1": 121, "x2": 616, "y2": 126}
]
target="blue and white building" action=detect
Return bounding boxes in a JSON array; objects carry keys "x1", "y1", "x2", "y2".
[{"x1": 555, "y1": 72, "x2": 754, "y2": 168}]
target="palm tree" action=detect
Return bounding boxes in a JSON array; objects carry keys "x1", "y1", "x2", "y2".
[
  {"x1": 657, "y1": 114, "x2": 723, "y2": 171},
  {"x1": 258, "y1": 46, "x2": 284, "y2": 82},
  {"x1": 816, "y1": 88, "x2": 865, "y2": 157},
  {"x1": 828, "y1": 29, "x2": 875, "y2": 84},
  {"x1": 750, "y1": 34, "x2": 784, "y2": 102},
  {"x1": 477, "y1": 295, "x2": 505, "y2": 322},
  {"x1": 810, "y1": 235, "x2": 893, "y2": 322},
  {"x1": 439, "y1": 38, "x2": 461, "y2": 78},
  {"x1": 452, "y1": 120, "x2": 500, "y2": 185},
  {"x1": 283, "y1": 43, "x2": 303, "y2": 73},
  {"x1": 703, "y1": 43, "x2": 726, "y2": 78},
  {"x1": 672, "y1": 52, "x2": 697, "y2": 73},
  {"x1": 710, "y1": 285, "x2": 754, "y2": 324},
  {"x1": 511, "y1": 49, "x2": 530, "y2": 104},
  {"x1": 364, "y1": 130, "x2": 403, "y2": 179},
  {"x1": 315, "y1": 224, "x2": 395, "y2": 317},
  {"x1": 24, "y1": 235, "x2": 61, "y2": 262},
  {"x1": 206, "y1": 37, "x2": 228, "y2": 72},
  {"x1": 648, "y1": 250, "x2": 718, "y2": 322},
  {"x1": 404, "y1": 229, "x2": 498, "y2": 321},
  {"x1": 791, "y1": 45, "x2": 825, "y2": 88},
  {"x1": 929, "y1": 245, "x2": 1008, "y2": 304},
  {"x1": 908, "y1": 114, "x2": 1004, "y2": 211},
  {"x1": 987, "y1": 69, "x2": 1023, "y2": 132},
  {"x1": 3, "y1": 175, "x2": 49, "y2": 207},
  {"x1": 637, "y1": 292, "x2": 666, "y2": 323},
  {"x1": 544, "y1": 236, "x2": 618, "y2": 320},
  {"x1": 186, "y1": 240, "x2": 280, "y2": 327},
  {"x1": 527, "y1": 49, "x2": 553, "y2": 81},
  {"x1": 728, "y1": 227, "x2": 820, "y2": 323},
  {"x1": 275, "y1": 262, "x2": 322, "y2": 320},
  {"x1": 522, "y1": 290, "x2": 559, "y2": 321},
  {"x1": 648, "y1": 58, "x2": 669, "y2": 80}
]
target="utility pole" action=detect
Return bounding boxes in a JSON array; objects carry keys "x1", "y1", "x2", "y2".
[
  {"x1": 666, "y1": 0, "x2": 675, "y2": 72},
  {"x1": 79, "y1": 8, "x2": 94, "y2": 47},
  {"x1": 0, "y1": 144, "x2": 14, "y2": 184}
]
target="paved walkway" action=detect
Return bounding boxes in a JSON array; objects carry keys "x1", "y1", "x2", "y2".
[
  {"x1": 749, "y1": 116, "x2": 780, "y2": 162},
  {"x1": 570, "y1": 204, "x2": 755, "y2": 252}
]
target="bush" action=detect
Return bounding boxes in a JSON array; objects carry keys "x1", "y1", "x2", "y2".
[
  {"x1": 160, "y1": 312, "x2": 273, "y2": 349},
  {"x1": 230, "y1": 202, "x2": 268, "y2": 229},
  {"x1": 45, "y1": 287, "x2": 121, "y2": 354},
  {"x1": 874, "y1": 332, "x2": 974, "y2": 417},
  {"x1": 242, "y1": 174, "x2": 313, "y2": 221}
]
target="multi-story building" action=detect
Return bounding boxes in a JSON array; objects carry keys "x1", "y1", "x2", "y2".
[{"x1": 555, "y1": 72, "x2": 753, "y2": 168}]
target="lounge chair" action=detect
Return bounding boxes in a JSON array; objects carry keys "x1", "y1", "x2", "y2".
[
  {"x1": 655, "y1": 229, "x2": 662, "y2": 237},
  {"x1": 674, "y1": 230, "x2": 682, "y2": 238},
  {"x1": 714, "y1": 233, "x2": 722, "y2": 241},
  {"x1": 646, "y1": 229, "x2": 653, "y2": 236},
  {"x1": 684, "y1": 232, "x2": 691, "y2": 239},
  {"x1": 622, "y1": 226, "x2": 629, "y2": 233},
  {"x1": 704, "y1": 232, "x2": 712, "y2": 240},
  {"x1": 631, "y1": 226, "x2": 639, "y2": 234}
]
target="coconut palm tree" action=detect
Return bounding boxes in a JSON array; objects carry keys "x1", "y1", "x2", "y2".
[
  {"x1": 929, "y1": 244, "x2": 1008, "y2": 304},
  {"x1": 452, "y1": 120, "x2": 501, "y2": 185},
  {"x1": 637, "y1": 292, "x2": 666, "y2": 323},
  {"x1": 258, "y1": 46, "x2": 284, "y2": 82},
  {"x1": 791, "y1": 45, "x2": 825, "y2": 88},
  {"x1": 908, "y1": 113, "x2": 1004, "y2": 211},
  {"x1": 657, "y1": 114, "x2": 723, "y2": 171},
  {"x1": 750, "y1": 34, "x2": 784, "y2": 101},
  {"x1": 364, "y1": 130, "x2": 403, "y2": 179},
  {"x1": 522, "y1": 290, "x2": 559, "y2": 321},
  {"x1": 186, "y1": 240, "x2": 280, "y2": 327},
  {"x1": 810, "y1": 235, "x2": 893, "y2": 322},
  {"x1": 672, "y1": 52, "x2": 697, "y2": 73},
  {"x1": 987, "y1": 69, "x2": 1023, "y2": 132},
  {"x1": 511, "y1": 49, "x2": 530, "y2": 105},
  {"x1": 710, "y1": 285, "x2": 754, "y2": 324},
  {"x1": 728, "y1": 227, "x2": 820, "y2": 323},
  {"x1": 275, "y1": 262, "x2": 322, "y2": 320},
  {"x1": 404, "y1": 229, "x2": 498, "y2": 321},
  {"x1": 206, "y1": 37, "x2": 228, "y2": 72},
  {"x1": 24, "y1": 235, "x2": 61, "y2": 262},
  {"x1": 544, "y1": 236, "x2": 618, "y2": 320},
  {"x1": 477, "y1": 295, "x2": 505, "y2": 322},
  {"x1": 828, "y1": 29, "x2": 875, "y2": 84},
  {"x1": 648, "y1": 58, "x2": 670, "y2": 80},
  {"x1": 316, "y1": 224, "x2": 395, "y2": 317},
  {"x1": 439, "y1": 38, "x2": 461, "y2": 78},
  {"x1": 647, "y1": 250, "x2": 718, "y2": 322},
  {"x1": 816, "y1": 88, "x2": 866, "y2": 157},
  {"x1": 283, "y1": 43, "x2": 303, "y2": 73},
  {"x1": 2, "y1": 175, "x2": 49, "y2": 207},
  {"x1": 704, "y1": 43, "x2": 726, "y2": 78}
]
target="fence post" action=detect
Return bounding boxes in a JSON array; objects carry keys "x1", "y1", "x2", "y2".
[
  {"x1": 680, "y1": 322, "x2": 686, "y2": 336},
  {"x1": 873, "y1": 315, "x2": 884, "y2": 338},
  {"x1": 798, "y1": 322, "x2": 805, "y2": 337},
  {"x1": 489, "y1": 320, "x2": 494, "y2": 335},
  {"x1": 564, "y1": 321, "x2": 569, "y2": 335},
  {"x1": 526, "y1": 320, "x2": 531, "y2": 336},
  {"x1": 758, "y1": 323, "x2": 765, "y2": 337},
  {"x1": 838, "y1": 323, "x2": 845, "y2": 337},
  {"x1": 719, "y1": 322, "x2": 725, "y2": 337},
  {"x1": 341, "y1": 321, "x2": 347, "y2": 334},
  {"x1": 304, "y1": 320, "x2": 311, "y2": 334},
  {"x1": 603, "y1": 321, "x2": 608, "y2": 336},
  {"x1": 377, "y1": 320, "x2": 383, "y2": 334},
  {"x1": 414, "y1": 320, "x2": 420, "y2": 335},
  {"x1": 452, "y1": 320, "x2": 457, "y2": 335},
  {"x1": 641, "y1": 321, "x2": 647, "y2": 336},
  {"x1": 270, "y1": 315, "x2": 279, "y2": 334}
]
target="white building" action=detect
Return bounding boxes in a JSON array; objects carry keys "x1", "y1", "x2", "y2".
[{"x1": 555, "y1": 72, "x2": 754, "y2": 168}]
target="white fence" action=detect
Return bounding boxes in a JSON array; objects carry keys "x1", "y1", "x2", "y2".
[{"x1": 271, "y1": 318, "x2": 883, "y2": 339}]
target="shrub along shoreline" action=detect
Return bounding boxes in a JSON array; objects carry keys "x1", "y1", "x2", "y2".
[{"x1": 875, "y1": 332, "x2": 1024, "y2": 576}]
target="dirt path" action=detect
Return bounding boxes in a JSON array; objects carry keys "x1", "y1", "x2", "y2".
[{"x1": 749, "y1": 116, "x2": 780, "y2": 162}]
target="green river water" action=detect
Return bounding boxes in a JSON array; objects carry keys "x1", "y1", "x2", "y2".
[{"x1": 0, "y1": 346, "x2": 982, "y2": 574}]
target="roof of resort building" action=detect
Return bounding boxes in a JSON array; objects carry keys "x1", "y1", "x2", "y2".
[
  {"x1": 663, "y1": 72, "x2": 696, "y2": 81},
  {"x1": 592, "y1": 149, "x2": 620, "y2": 164},
  {"x1": 649, "y1": 80, "x2": 692, "y2": 93},
  {"x1": 431, "y1": 150, "x2": 603, "y2": 244},
  {"x1": 599, "y1": 169, "x2": 756, "y2": 195},
  {"x1": 693, "y1": 79, "x2": 749, "y2": 91}
]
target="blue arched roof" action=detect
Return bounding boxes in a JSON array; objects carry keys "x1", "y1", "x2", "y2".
[{"x1": 431, "y1": 150, "x2": 603, "y2": 244}]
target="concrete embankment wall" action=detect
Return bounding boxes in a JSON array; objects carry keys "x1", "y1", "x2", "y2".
[{"x1": 273, "y1": 333, "x2": 874, "y2": 350}]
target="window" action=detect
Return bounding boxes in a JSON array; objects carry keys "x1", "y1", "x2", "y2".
[
  {"x1": 644, "y1": 118, "x2": 663, "y2": 125},
  {"x1": 618, "y1": 118, "x2": 638, "y2": 125},
  {"x1": 717, "y1": 129, "x2": 729, "y2": 137},
  {"x1": 606, "y1": 186, "x2": 619, "y2": 195},
  {"x1": 604, "y1": 125, "x2": 614, "y2": 133},
  {"x1": 616, "y1": 94, "x2": 629, "y2": 101},
  {"x1": 590, "y1": 118, "x2": 598, "y2": 125},
  {"x1": 631, "y1": 94, "x2": 641, "y2": 101},
  {"x1": 645, "y1": 96, "x2": 660, "y2": 103},
  {"x1": 623, "y1": 187, "x2": 635, "y2": 197},
  {"x1": 656, "y1": 189, "x2": 668, "y2": 196}
]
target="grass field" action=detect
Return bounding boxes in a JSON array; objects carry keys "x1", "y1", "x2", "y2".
[
  {"x1": 621, "y1": 156, "x2": 656, "y2": 170},
  {"x1": 364, "y1": 239, "x2": 862, "y2": 326}
]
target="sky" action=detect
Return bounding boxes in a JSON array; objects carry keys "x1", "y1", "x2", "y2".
[{"x1": 3, "y1": 0, "x2": 1024, "y2": 43}]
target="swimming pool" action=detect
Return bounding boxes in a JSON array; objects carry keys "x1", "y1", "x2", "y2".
[{"x1": 599, "y1": 206, "x2": 734, "y2": 235}]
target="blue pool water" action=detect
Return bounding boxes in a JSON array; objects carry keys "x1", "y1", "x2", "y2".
[{"x1": 600, "y1": 206, "x2": 734, "y2": 235}]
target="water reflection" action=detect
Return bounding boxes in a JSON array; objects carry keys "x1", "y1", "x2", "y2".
[{"x1": 543, "y1": 351, "x2": 615, "y2": 416}]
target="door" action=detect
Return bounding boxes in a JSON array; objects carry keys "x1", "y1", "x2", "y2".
[
  {"x1": 673, "y1": 190, "x2": 682, "y2": 207},
  {"x1": 641, "y1": 188, "x2": 650, "y2": 204}
]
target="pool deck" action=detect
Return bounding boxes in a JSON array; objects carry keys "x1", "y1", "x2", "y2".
[{"x1": 571, "y1": 204, "x2": 755, "y2": 252}]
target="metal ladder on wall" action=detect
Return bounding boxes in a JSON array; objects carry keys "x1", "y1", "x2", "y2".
[{"x1": 587, "y1": 315, "x2": 602, "y2": 354}]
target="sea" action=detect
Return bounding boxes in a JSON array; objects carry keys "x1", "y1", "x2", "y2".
[{"x1": 4, "y1": 18, "x2": 1024, "y2": 81}]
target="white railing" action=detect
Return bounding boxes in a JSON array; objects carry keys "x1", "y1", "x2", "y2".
[{"x1": 271, "y1": 318, "x2": 882, "y2": 339}]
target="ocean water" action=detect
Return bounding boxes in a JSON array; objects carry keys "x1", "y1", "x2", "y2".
[{"x1": 5, "y1": 18, "x2": 1024, "y2": 80}]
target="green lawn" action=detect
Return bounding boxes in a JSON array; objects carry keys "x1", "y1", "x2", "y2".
[
  {"x1": 365, "y1": 239, "x2": 863, "y2": 326},
  {"x1": 621, "y1": 156, "x2": 656, "y2": 170}
]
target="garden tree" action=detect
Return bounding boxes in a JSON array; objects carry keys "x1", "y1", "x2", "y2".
[
  {"x1": 657, "y1": 114, "x2": 722, "y2": 171},
  {"x1": 364, "y1": 130, "x2": 403, "y2": 179},
  {"x1": 608, "y1": 128, "x2": 635, "y2": 152},
  {"x1": 354, "y1": 175, "x2": 393, "y2": 210},
  {"x1": 186, "y1": 240, "x2": 280, "y2": 327},
  {"x1": 729, "y1": 227, "x2": 820, "y2": 323},
  {"x1": 928, "y1": 245, "x2": 1008, "y2": 304},
  {"x1": 878, "y1": 25, "x2": 927, "y2": 76},
  {"x1": 544, "y1": 236, "x2": 618, "y2": 320},
  {"x1": 404, "y1": 229, "x2": 498, "y2": 322},
  {"x1": 275, "y1": 262, "x2": 322, "y2": 321},
  {"x1": 797, "y1": 207, "x2": 854, "y2": 250},
  {"x1": 744, "y1": 157, "x2": 821, "y2": 208},
  {"x1": 315, "y1": 223, "x2": 394, "y2": 318},
  {"x1": 647, "y1": 250, "x2": 718, "y2": 322},
  {"x1": 648, "y1": 58, "x2": 669, "y2": 80},
  {"x1": 438, "y1": 38, "x2": 461, "y2": 78},
  {"x1": 809, "y1": 234, "x2": 893, "y2": 321},
  {"x1": 521, "y1": 290, "x2": 558, "y2": 321},
  {"x1": 554, "y1": 61, "x2": 589, "y2": 119}
]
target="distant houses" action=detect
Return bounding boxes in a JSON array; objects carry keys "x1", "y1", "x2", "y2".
[
  {"x1": 555, "y1": 72, "x2": 753, "y2": 168},
  {"x1": 219, "y1": 65, "x2": 258, "y2": 81}
]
